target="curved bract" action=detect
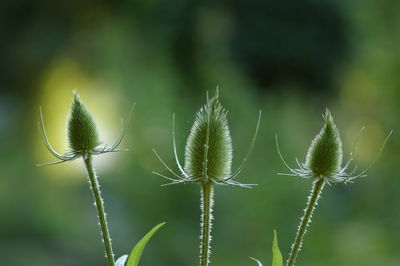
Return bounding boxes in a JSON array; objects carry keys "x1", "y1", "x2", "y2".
[{"x1": 184, "y1": 91, "x2": 233, "y2": 182}]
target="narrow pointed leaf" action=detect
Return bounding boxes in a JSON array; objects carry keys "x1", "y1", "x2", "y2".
[
  {"x1": 272, "y1": 230, "x2": 283, "y2": 266},
  {"x1": 126, "y1": 222, "x2": 166, "y2": 266}
]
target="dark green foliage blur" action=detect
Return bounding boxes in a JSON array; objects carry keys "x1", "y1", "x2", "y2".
[{"x1": 0, "y1": 0, "x2": 399, "y2": 265}]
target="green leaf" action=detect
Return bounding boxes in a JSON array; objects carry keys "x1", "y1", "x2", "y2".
[
  {"x1": 126, "y1": 222, "x2": 166, "y2": 266},
  {"x1": 272, "y1": 230, "x2": 283, "y2": 266},
  {"x1": 250, "y1": 257, "x2": 263, "y2": 266}
]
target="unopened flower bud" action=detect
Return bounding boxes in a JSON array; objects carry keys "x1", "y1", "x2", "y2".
[
  {"x1": 304, "y1": 109, "x2": 343, "y2": 178},
  {"x1": 67, "y1": 91, "x2": 101, "y2": 154},
  {"x1": 184, "y1": 91, "x2": 233, "y2": 182}
]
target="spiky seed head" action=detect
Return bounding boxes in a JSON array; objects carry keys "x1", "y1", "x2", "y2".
[
  {"x1": 67, "y1": 91, "x2": 101, "y2": 154},
  {"x1": 305, "y1": 109, "x2": 343, "y2": 178},
  {"x1": 184, "y1": 91, "x2": 233, "y2": 182}
]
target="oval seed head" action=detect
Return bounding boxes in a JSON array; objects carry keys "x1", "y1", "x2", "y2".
[
  {"x1": 184, "y1": 91, "x2": 233, "y2": 182},
  {"x1": 305, "y1": 109, "x2": 343, "y2": 178},
  {"x1": 67, "y1": 91, "x2": 101, "y2": 154}
]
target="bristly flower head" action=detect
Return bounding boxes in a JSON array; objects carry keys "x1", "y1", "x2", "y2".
[
  {"x1": 304, "y1": 110, "x2": 343, "y2": 178},
  {"x1": 277, "y1": 109, "x2": 391, "y2": 184},
  {"x1": 38, "y1": 90, "x2": 132, "y2": 166},
  {"x1": 184, "y1": 91, "x2": 233, "y2": 182},
  {"x1": 153, "y1": 89, "x2": 261, "y2": 187},
  {"x1": 68, "y1": 91, "x2": 101, "y2": 155}
]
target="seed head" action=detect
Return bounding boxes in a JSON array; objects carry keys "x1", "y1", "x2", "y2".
[
  {"x1": 276, "y1": 109, "x2": 392, "y2": 184},
  {"x1": 67, "y1": 91, "x2": 101, "y2": 154},
  {"x1": 184, "y1": 90, "x2": 233, "y2": 182},
  {"x1": 305, "y1": 109, "x2": 343, "y2": 178},
  {"x1": 152, "y1": 89, "x2": 261, "y2": 187},
  {"x1": 38, "y1": 90, "x2": 132, "y2": 166}
]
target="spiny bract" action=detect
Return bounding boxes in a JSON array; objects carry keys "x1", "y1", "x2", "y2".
[
  {"x1": 305, "y1": 109, "x2": 343, "y2": 178},
  {"x1": 184, "y1": 91, "x2": 233, "y2": 182},
  {"x1": 67, "y1": 91, "x2": 101, "y2": 154}
]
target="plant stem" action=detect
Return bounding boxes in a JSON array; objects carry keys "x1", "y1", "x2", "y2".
[
  {"x1": 84, "y1": 154, "x2": 115, "y2": 266},
  {"x1": 200, "y1": 182, "x2": 214, "y2": 266},
  {"x1": 286, "y1": 178, "x2": 325, "y2": 266}
]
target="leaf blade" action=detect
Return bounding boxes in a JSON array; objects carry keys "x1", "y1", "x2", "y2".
[
  {"x1": 126, "y1": 222, "x2": 166, "y2": 266},
  {"x1": 272, "y1": 230, "x2": 283, "y2": 266}
]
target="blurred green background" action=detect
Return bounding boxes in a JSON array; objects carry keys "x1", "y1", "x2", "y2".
[{"x1": 1, "y1": 0, "x2": 399, "y2": 265}]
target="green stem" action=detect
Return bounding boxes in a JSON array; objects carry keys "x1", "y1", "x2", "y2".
[
  {"x1": 84, "y1": 155, "x2": 115, "y2": 266},
  {"x1": 200, "y1": 182, "x2": 214, "y2": 266},
  {"x1": 286, "y1": 178, "x2": 325, "y2": 266}
]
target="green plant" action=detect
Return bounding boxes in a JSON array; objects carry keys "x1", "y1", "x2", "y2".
[
  {"x1": 153, "y1": 89, "x2": 261, "y2": 266},
  {"x1": 275, "y1": 110, "x2": 391, "y2": 266},
  {"x1": 38, "y1": 91, "x2": 163, "y2": 266},
  {"x1": 252, "y1": 110, "x2": 390, "y2": 266},
  {"x1": 37, "y1": 91, "x2": 392, "y2": 266}
]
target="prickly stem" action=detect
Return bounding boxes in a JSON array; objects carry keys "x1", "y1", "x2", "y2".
[
  {"x1": 199, "y1": 182, "x2": 214, "y2": 266},
  {"x1": 84, "y1": 154, "x2": 115, "y2": 266},
  {"x1": 287, "y1": 178, "x2": 325, "y2": 266}
]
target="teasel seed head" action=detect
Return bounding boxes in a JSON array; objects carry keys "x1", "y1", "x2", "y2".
[
  {"x1": 184, "y1": 90, "x2": 233, "y2": 182},
  {"x1": 67, "y1": 91, "x2": 101, "y2": 155},
  {"x1": 153, "y1": 88, "x2": 261, "y2": 188},
  {"x1": 38, "y1": 90, "x2": 132, "y2": 166},
  {"x1": 305, "y1": 109, "x2": 343, "y2": 178},
  {"x1": 276, "y1": 109, "x2": 392, "y2": 184}
]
